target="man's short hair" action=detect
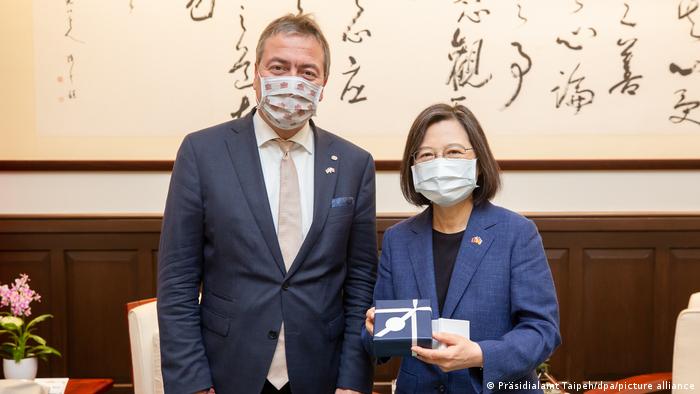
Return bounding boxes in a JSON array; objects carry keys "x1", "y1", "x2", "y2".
[
  {"x1": 400, "y1": 103, "x2": 501, "y2": 207},
  {"x1": 256, "y1": 14, "x2": 331, "y2": 80}
]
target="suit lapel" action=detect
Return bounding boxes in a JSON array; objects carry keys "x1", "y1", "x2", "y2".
[
  {"x1": 408, "y1": 208, "x2": 440, "y2": 319},
  {"x1": 285, "y1": 121, "x2": 337, "y2": 279},
  {"x1": 224, "y1": 110, "x2": 286, "y2": 275},
  {"x1": 441, "y1": 202, "x2": 497, "y2": 318}
]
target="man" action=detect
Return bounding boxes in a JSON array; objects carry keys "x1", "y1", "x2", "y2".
[{"x1": 157, "y1": 14, "x2": 377, "y2": 394}]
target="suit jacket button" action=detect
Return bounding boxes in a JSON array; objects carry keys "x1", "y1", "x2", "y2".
[
  {"x1": 282, "y1": 282, "x2": 289, "y2": 290},
  {"x1": 268, "y1": 330, "x2": 278, "y2": 340}
]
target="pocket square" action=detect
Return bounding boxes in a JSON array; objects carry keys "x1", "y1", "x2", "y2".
[{"x1": 331, "y1": 196, "x2": 354, "y2": 208}]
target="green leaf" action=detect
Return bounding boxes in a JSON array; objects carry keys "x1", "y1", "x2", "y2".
[
  {"x1": 26, "y1": 345, "x2": 61, "y2": 358},
  {"x1": 25, "y1": 314, "x2": 53, "y2": 331},
  {"x1": 13, "y1": 347, "x2": 24, "y2": 362},
  {"x1": 28, "y1": 335, "x2": 46, "y2": 346},
  {"x1": 0, "y1": 330, "x2": 19, "y2": 342},
  {"x1": 0, "y1": 323, "x2": 20, "y2": 331}
]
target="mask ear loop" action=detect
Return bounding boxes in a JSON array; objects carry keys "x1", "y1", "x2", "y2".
[
  {"x1": 311, "y1": 85, "x2": 323, "y2": 115},
  {"x1": 256, "y1": 72, "x2": 267, "y2": 108}
]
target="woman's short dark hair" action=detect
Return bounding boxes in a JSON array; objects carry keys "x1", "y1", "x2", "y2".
[{"x1": 400, "y1": 103, "x2": 501, "y2": 207}]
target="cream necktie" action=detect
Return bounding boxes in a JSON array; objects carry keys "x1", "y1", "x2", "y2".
[
  {"x1": 275, "y1": 139, "x2": 303, "y2": 270},
  {"x1": 267, "y1": 138, "x2": 302, "y2": 389}
]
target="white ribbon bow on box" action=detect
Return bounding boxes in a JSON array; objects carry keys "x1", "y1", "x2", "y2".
[{"x1": 375, "y1": 299, "x2": 432, "y2": 347}]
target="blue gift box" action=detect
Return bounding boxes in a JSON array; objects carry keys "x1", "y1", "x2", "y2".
[{"x1": 373, "y1": 299, "x2": 433, "y2": 357}]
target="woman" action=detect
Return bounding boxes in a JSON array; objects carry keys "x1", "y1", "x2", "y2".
[{"x1": 364, "y1": 104, "x2": 560, "y2": 393}]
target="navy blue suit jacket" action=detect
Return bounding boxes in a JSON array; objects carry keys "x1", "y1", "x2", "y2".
[
  {"x1": 365, "y1": 202, "x2": 560, "y2": 393},
  {"x1": 157, "y1": 110, "x2": 377, "y2": 394}
]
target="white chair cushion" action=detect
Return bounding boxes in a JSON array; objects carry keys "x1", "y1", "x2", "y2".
[
  {"x1": 672, "y1": 294, "x2": 700, "y2": 393},
  {"x1": 153, "y1": 330, "x2": 164, "y2": 394},
  {"x1": 687, "y1": 292, "x2": 700, "y2": 309},
  {"x1": 128, "y1": 301, "x2": 159, "y2": 394}
]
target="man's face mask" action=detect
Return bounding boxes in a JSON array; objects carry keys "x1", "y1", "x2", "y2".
[{"x1": 257, "y1": 74, "x2": 323, "y2": 130}]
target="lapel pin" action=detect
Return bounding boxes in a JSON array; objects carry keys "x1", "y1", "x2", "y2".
[
  {"x1": 325, "y1": 167, "x2": 335, "y2": 174},
  {"x1": 331, "y1": 155, "x2": 338, "y2": 161},
  {"x1": 470, "y1": 236, "x2": 483, "y2": 246}
]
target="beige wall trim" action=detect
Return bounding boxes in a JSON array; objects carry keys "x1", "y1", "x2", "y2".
[{"x1": 3, "y1": 159, "x2": 700, "y2": 172}]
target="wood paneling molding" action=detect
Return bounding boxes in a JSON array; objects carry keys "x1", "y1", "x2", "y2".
[{"x1": 2, "y1": 159, "x2": 700, "y2": 172}]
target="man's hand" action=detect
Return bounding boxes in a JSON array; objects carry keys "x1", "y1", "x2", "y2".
[
  {"x1": 335, "y1": 389, "x2": 363, "y2": 394},
  {"x1": 195, "y1": 388, "x2": 215, "y2": 394},
  {"x1": 364, "y1": 307, "x2": 375, "y2": 336},
  {"x1": 411, "y1": 332, "x2": 483, "y2": 372}
]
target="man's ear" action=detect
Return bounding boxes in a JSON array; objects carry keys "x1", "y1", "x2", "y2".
[
  {"x1": 253, "y1": 64, "x2": 262, "y2": 103},
  {"x1": 253, "y1": 64, "x2": 260, "y2": 92},
  {"x1": 319, "y1": 77, "x2": 328, "y2": 102}
]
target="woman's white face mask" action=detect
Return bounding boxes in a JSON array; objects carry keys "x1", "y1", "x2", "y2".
[{"x1": 411, "y1": 158, "x2": 478, "y2": 206}]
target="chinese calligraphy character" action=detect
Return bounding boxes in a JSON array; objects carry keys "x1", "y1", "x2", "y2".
[
  {"x1": 678, "y1": 0, "x2": 700, "y2": 39},
  {"x1": 503, "y1": 42, "x2": 532, "y2": 108},
  {"x1": 517, "y1": 2, "x2": 528, "y2": 24},
  {"x1": 551, "y1": 63, "x2": 595, "y2": 114},
  {"x1": 556, "y1": 27, "x2": 597, "y2": 51},
  {"x1": 340, "y1": 56, "x2": 367, "y2": 104},
  {"x1": 63, "y1": 53, "x2": 77, "y2": 101},
  {"x1": 342, "y1": 0, "x2": 371, "y2": 44},
  {"x1": 64, "y1": 1, "x2": 84, "y2": 43},
  {"x1": 609, "y1": 38, "x2": 642, "y2": 95},
  {"x1": 447, "y1": 29, "x2": 492, "y2": 93},
  {"x1": 620, "y1": 3, "x2": 637, "y2": 27},
  {"x1": 454, "y1": 0, "x2": 491, "y2": 23},
  {"x1": 670, "y1": 89, "x2": 700, "y2": 126},
  {"x1": 229, "y1": 10, "x2": 253, "y2": 90},
  {"x1": 228, "y1": 6, "x2": 252, "y2": 119},
  {"x1": 670, "y1": 61, "x2": 700, "y2": 76},
  {"x1": 186, "y1": 0, "x2": 215, "y2": 22},
  {"x1": 231, "y1": 96, "x2": 251, "y2": 119},
  {"x1": 67, "y1": 54, "x2": 75, "y2": 84}
]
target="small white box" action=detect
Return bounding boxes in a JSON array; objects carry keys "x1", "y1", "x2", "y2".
[{"x1": 431, "y1": 318, "x2": 470, "y2": 349}]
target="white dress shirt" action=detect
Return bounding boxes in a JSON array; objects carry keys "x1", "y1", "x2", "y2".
[{"x1": 253, "y1": 111, "x2": 314, "y2": 241}]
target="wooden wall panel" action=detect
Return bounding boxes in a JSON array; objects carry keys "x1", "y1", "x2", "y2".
[
  {"x1": 65, "y1": 250, "x2": 140, "y2": 382},
  {"x1": 670, "y1": 249, "x2": 700, "y2": 316},
  {"x1": 0, "y1": 215, "x2": 699, "y2": 393},
  {"x1": 668, "y1": 248, "x2": 700, "y2": 370},
  {"x1": 582, "y1": 249, "x2": 655, "y2": 380},
  {"x1": 544, "y1": 249, "x2": 570, "y2": 380}
]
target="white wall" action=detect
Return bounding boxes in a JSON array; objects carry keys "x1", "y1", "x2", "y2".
[{"x1": 2, "y1": 171, "x2": 699, "y2": 215}]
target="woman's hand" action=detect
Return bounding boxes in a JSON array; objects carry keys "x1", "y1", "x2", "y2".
[
  {"x1": 364, "y1": 307, "x2": 375, "y2": 336},
  {"x1": 411, "y1": 332, "x2": 483, "y2": 372}
]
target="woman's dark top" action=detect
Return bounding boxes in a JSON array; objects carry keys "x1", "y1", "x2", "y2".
[{"x1": 432, "y1": 229, "x2": 465, "y2": 315}]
